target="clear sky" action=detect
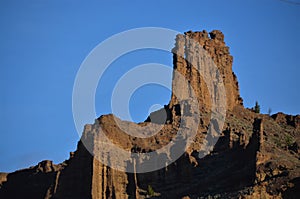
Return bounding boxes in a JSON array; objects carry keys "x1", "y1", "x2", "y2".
[{"x1": 0, "y1": 0, "x2": 299, "y2": 172}]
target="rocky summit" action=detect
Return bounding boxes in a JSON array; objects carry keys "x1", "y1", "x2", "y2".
[{"x1": 0, "y1": 30, "x2": 299, "y2": 199}]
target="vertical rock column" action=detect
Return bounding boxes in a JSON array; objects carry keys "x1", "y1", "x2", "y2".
[
  {"x1": 86, "y1": 123, "x2": 129, "y2": 199},
  {"x1": 253, "y1": 118, "x2": 264, "y2": 153},
  {"x1": 253, "y1": 118, "x2": 268, "y2": 182},
  {"x1": 170, "y1": 30, "x2": 243, "y2": 115}
]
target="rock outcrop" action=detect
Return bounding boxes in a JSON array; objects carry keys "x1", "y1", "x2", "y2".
[
  {"x1": 272, "y1": 112, "x2": 300, "y2": 129},
  {"x1": 0, "y1": 30, "x2": 299, "y2": 199}
]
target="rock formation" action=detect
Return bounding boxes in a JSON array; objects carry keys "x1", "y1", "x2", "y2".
[
  {"x1": 0, "y1": 30, "x2": 299, "y2": 199},
  {"x1": 170, "y1": 30, "x2": 243, "y2": 113}
]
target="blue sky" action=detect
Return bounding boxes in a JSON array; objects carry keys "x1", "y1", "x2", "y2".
[{"x1": 0, "y1": 0, "x2": 299, "y2": 172}]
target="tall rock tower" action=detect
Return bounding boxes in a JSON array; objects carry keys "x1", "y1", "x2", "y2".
[{"x1": 170, "y1": 30, "x2": 243, "y2": 113}]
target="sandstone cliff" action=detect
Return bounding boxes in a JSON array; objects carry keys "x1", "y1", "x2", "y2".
[
  {"x1": 0, "y1": 30, "x2": 299, "y2": 199},
  {"x1": 170, "y1": 30, "x2": 243, "y2": 113}
]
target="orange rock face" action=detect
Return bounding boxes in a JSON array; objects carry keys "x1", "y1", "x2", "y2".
[{"x1": 171, "y1": 30, "x2": 243, "y2": 113}]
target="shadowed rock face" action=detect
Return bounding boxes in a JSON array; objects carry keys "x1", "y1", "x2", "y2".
[{"x1": 0, "y1": 30, "x2": 299, "y2": 199}]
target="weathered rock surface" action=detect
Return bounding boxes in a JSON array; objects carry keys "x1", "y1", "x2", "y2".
[
  {"x1": 170, "y1": 30, "x2": 243, "y2": 113},
  {"x1": 272, "y1": 112, "x2": 300, "y2": 129},
  {"x1": 0, "y1": 30, "x2": 299, "y2": 199}
]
